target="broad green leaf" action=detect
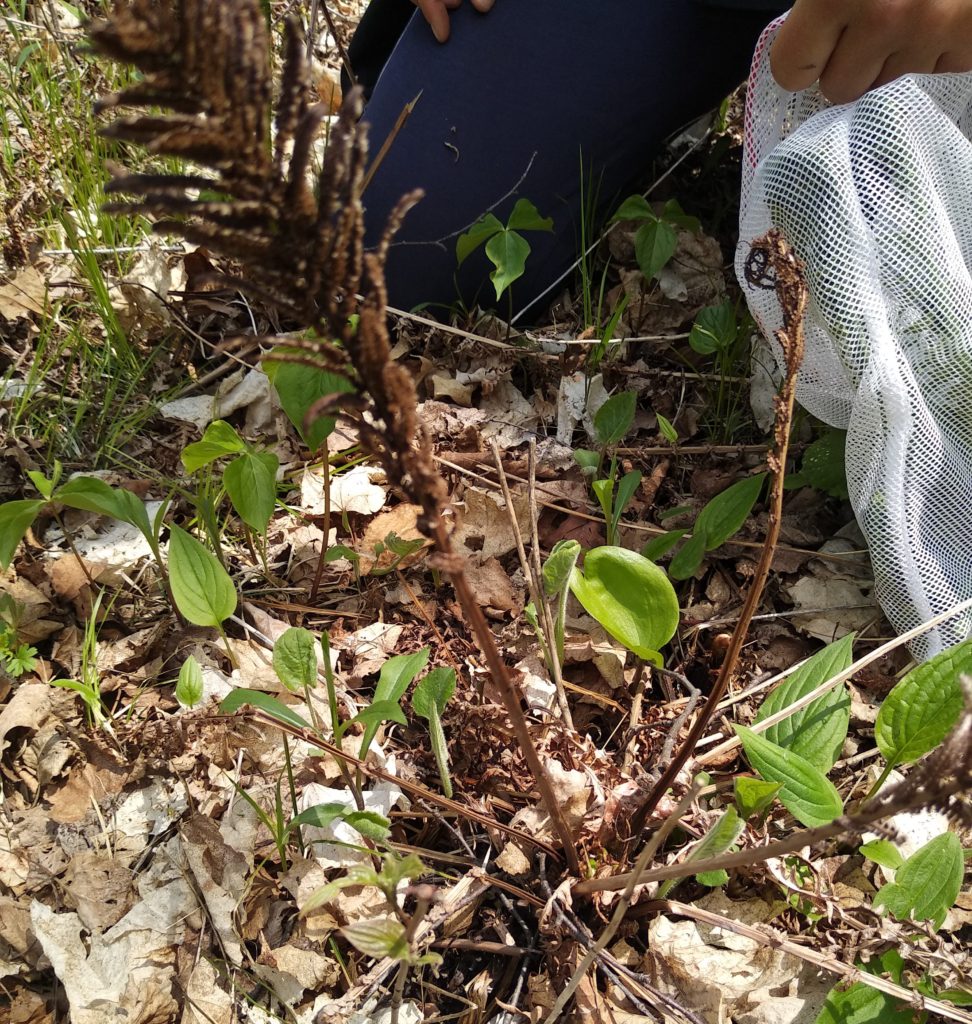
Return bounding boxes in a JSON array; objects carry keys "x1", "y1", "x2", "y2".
[
  {"x1": 374, "y1": 648, "x2": 431, "y2": 706},
  {"x1": 287, "y1": 803, "x2": 391, "y2": 842},
  {"x1": 875, "y1": 638, "x2": 970, "y2": 767},
  {"x1": 660, "y1": 198, "x2": 701, "y2": 233},
  {"x1": 326, "y1": 544, "x2": 360, "y2": 563},
  {"x1": 569, "y1": 547, "x2": 679, "y2": 666},
  {"x1": 224, "y1": 450, "x2": 278, "y2": 534},
  {"x1": 734, "y1": 726, "x2": 843, "y2": 827},
  {"x1": 656, "y1": 414, "x2": 678, "y2": 444},
  {"x1": 273, "y1": 627, "x2": 318, "y2": 692},
  {"x1": 265, "y1": 359, "x2": 355, "y2": 450},
  {"x1": 413, "y1": 667, "x2": 456, "y2": 719},
  {"x1": 614, "y1": 471, "x2": 642, "y2": 521},
  {"x1": 485, "y1": 228, "x2": 531, "y2": 299},
  {"x1": 634, "y1": 219, "x2": 678, "y2": 281},
  {"x1": 667, "y1": 531, "x2": 706, "y2": 579},
  {"x1": 542, "y1": 540, "x2": 581, "y2": 597},
  {"x1": 873, "y1": 832, "x2": 963, "y2": 929},
  {"x1": 642, "y1": 529, "x2": 687, "y2": 562},
  {"x1": 658, "y1": 807, "x2": 744, "y2": 897},
  {"x1": 816, "y1": 982, "x2": 918, "y2": 1024},
  {"x1": 349, "y1": 699, "x2": 408, "y2": 738},
  {"x1": 341, "y1": 916, "x2": 409, "y2": 960},
  {"x1": 456, "y1": 212, "x2": 504, "y2": 266},
  {"x1": 0, "y1": 500, "x2": 44, "y2": 569},
  {"x1": 112, "y1": 488, "x2": 153, "y2": 541},
  {"x1": 176, "y1": 655, "x2": 204, "y2": 708},
  {"x1": 27, "y1": 466, "x2": 58, "y2": 500},
  {"x1": 219, "y1": 687, "x2": 311, "y2": 731},
  {"x1": 695, "y1": 473, "x2": 767, "y2": 549},
  {"x1": 505, "y1": 198, "x2": 553, "y2": 233},
  {"x1": 56, "y1": 477, "x2": 134, "y2": 524},
  {"x1": 786, "y1": 429, "x2": 848, "y2": 500},
  {"x1": 690, "y1": 302, "x2": 737, "y2": 356},
  {"x1": 573, "y1": 449, "x2": 600, "y2": 475},
  {"x1": 755, "y1": 634, "x2": 854, "y2": 772},
  {"x1": 611, "y1": 194, "x2": 654, "y2": 223},
  {"x1": 181, "y1": 420, "x2": 245, "y2": 473},
  {"x1": 343, "y1": 810, "x2": 392, "y2": 842},
  {"x1": 860, "y1": 840, "x2": 903, "y2": 870},
  {"x1": 733, "y1": 776, "x2": 783, "y2": 819},
  {"x1": 167, "y1": 525, "x2": 237, "y2": 627},
  {"x1": 287, "y1": 801, "x2": 351, "y2": 832},
  {"x1": 594, "y1": 391, "x2": 637, "y2": 447}
]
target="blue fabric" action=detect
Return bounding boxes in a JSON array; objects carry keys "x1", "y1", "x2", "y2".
[{"x1": 356, "y1": 1, "x2": 784, "y2": 320}]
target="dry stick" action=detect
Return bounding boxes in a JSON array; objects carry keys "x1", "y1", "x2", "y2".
[
  {"x1": 653, "y1": 900, "x2": 972, "y2": 1024},
  {"x1": 542, "y1": 780, "x2": 705, "y2": 1024},
  {"x1": 362, "y1": 91, "x2": 422, "y2": 193},
  {"x1": 428, "y1": 519, "x2": 582, "y2": 876},
  {"x1": 308, "y1": 454, "x2": 332, "y2": 603},
  {"x1": 628, "y1": 231, "x2": 808, "y2": 837}
]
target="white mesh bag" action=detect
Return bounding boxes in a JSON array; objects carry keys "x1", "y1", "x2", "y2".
[{"x1": 737, "y1": 18, "x2": 972, "y2": 658}]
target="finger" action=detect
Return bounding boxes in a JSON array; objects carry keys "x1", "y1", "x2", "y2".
[
  {"x1": 770, "y1": 0, "x2": 846, "y2": 92},
  {"x1": 936, "y1": 49, "x2": 972, "y2": 73},
  {"x1": 872, "y1": 48, "x2": 942, "y2": 89},
  {"x1": 816, "y1": 21, "x2": 896, "y2": 103},
  {"x1": 414, "y1": 0, "x2": 451, "y2": 42},
  {"x1": 470, "y1": 0, "x2": 495, "y2": 11}
]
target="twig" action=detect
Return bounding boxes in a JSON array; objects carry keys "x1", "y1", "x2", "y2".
[{"x1": 628, "y1": 230, "x2": 808, "y2": 835}]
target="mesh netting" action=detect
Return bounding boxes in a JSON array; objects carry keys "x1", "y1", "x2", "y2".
[{"x1": 738, "y1": 18, "x2": 972, "y2": 658}]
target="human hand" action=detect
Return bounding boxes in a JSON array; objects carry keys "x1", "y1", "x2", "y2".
[
  {"x1": 413, "y1": 0, "x2": 495, "y2": 43},
  {"x1": 771, "y1": 0, "x2": 972, "y2": 103}
]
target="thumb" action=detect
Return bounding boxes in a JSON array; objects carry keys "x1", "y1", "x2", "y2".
[
  {"x1": 470, "y1": 0, "x2": 495, "y2": 10},
  {"x1": 414, "y1": 0, "x2": 451, "y2": 42}
]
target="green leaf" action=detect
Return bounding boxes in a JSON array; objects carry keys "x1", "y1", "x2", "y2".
[
  {"x1": 786, "y1": 429, "x2": 848, "y2": 500},
  {"x1": 27, "y1": 467, "x2": 57, "y2": 500},
  {"x1": 348, "y1": 699, "x2": 408, "y2": 736},
  {"x1": 594, "y1": 391, "x2": 637, "y2": 447},
  {"x1": 485, "y1": 228, "x2": 531, "y2": 299},
  {"x1": 413, "y1": 667, "x2": 456, "y2": 719},
  {"x1": 176, "y1": 655, "x2": 204, "y2": 708},
  {"x1": 374, "y1": 648, "x2": 431, "y2": 706},
  {"x1": 641, "y1": 529, "x2": 687, "y2": 562},
  {"x1": 658, "y1": 807, "x2": 744, "y2": 897},
  {"x1": 224, "y1": 451, "x2": 278, "y2": 535},
  {"x1": 660, "y1": 198, "x2": 701, "y2": 233},
  {"x1": 265, "y1": 359, "x2": 355, "y2": 450},
  {"x1": 733, "y1": 776, "x2": 783, "y2": 819},
  {"x1": 634, "y1": 219, "x2": 678, "y2": 281},
  {"x1": 326, "y1": 544, "x2": 360, "y2": 563},
  {"x1": 875, "y1": 637, "x2": 970, "y2": 767},
  {"x1": 573, "y1": 449, "x2": 600, "y2": 475},
  {"x1": 656, "y1": 413, "x2": 678, "y2": 444},
  {"x1": 343, "y1": 810, "x2": 393, "y2": 842},
  {"x1": 56, "y1": 477, "x2": 134, "y2": 524},
  {"x1": 505, "y1": 198, "x2": 553, "y2": 233},
  {"x1": 456, "y1": 212, "x2": 504, "y2": 266},
  {"x1": 287, "y1": 803, "x2": 391, "y2": 842},
  {"x1": 341, "y1": 916, "x2": 409, "y2": 960},
  {"x1": 0, "y1": 500, "x2": 44, "y2": 570},
  {"x1": 611, "y1": 194, "x2": 654, "y2": 223},
  {"x1": 569, "y1": 547, "x2": 679, "y2": 666},
  {"x1": 592, "y1": 478, "x2": 613, "y2": 524},
  {"x1": 219, "y1": 687, "x2": 311, "y2": 731},
  {"x1": 690, "y1": 302, "x2": 738, "y2": 356},
  {"x1": 167, "y1": 525, "x2": 237, "y2": 627},
  {"x1": 273, "y1": 627, "x2": 318, "y2": 692},
  {"x1": 734, "y1": 726, "x2": 843, "y2": 827},
  {"x1": 181, "y1": 420, "x2": 245, "y2": 473},
  {"x1": 860, "y1": 840, "x2": 903, "y2": 870},
  {"x1": 873, "y1": 832, "x2": 963, "y2": 929},
  {"x1": 755, "y1": 634, "x2": 854, "y2": 772},
  {"x1": 667, "y1": 531, "x2": 706, "y2": 579},
  {"x1": 542, "y1": 540, "x2": 582, "y2": 597},
  {"x1": 816, "y1": 982, "x2": 918, "y2": 1024},
  {"x1": 614, "y1": 471, "x2": 642, "y2": 519}
]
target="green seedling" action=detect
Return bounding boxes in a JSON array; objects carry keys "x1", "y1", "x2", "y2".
[
  {"x1": 456, "y1": 198, "x2": 553, "y2": 309},
  {"x1": 525, "y1": 539, "x2": 582, "y2": 674},
  {"x1": 574, "y1": 391, "x2": 642, "y2": 547},
  {"x1": 644, "y1": 472, "x2": 767, "y2": 579},
  {"x1": 657, "y1": 804, "x2": 745, "y2": 897},
  {"x1": 412, "y1": 667, "x2": 457, "y2": 797},
  {"x1": 52, "y1": 590, "x2": 112, "y2": 732},
  {"x1": 181, "y1": 419, "x2": 280, "y2": 539},
  {"x1": 610, "y1": 195, "x2": 700, "y2": 283},
  {"x1": 568, "y1": 546, "x2": 679, "y2": 667},
  {"x1": 687, "y1": 301, "x2": 753, "y2": 443},
  {"x1": 175, "y1": 655, "x2": 204, "y2": 708},
  {"x1": 0, "y1": 595, "x2": 38, "y2": 678},
  {"x1": 786, "y1": 427, "x2": 849, "y2": 499}
]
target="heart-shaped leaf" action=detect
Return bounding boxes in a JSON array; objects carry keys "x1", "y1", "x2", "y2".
[
  {"x1": 634, "y1": 218, "x2": 677, "y2": 281},
  {"x1": 485, "y1": 228, "x2": 531, "y2": 299},
  {"x1": 569, "y1": 547, "x2": 679, "y2": 666},
  {"x1": 167, "y1": 525, "x2": 237, "y2": 627},
  {"x1": 265, "y1": 358, "x2": 355, "y2": 450},
  {"x1": 594, "y1": 391, "x2": 637, "y2": 447},
  {"x1": 735, "y1": 725, "x2": 843, "y2": 827}
]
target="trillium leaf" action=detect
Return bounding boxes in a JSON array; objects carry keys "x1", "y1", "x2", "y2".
[
  {"x1": 486, "y1": 228, "x2": 531, "y2": 299},
  {"x1": 634, "y1": 218, "x2": 677, "y2": 281}
]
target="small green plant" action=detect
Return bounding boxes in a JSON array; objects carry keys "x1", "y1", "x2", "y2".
[
  {"x1": 657, "y1": 799, "x2": 745, "y2": 898},
  {"x1": 610, "y1": 195, "x2": 700, "y2": 283},
  {"x1": 687, "y1": 301, "x2": 754, "y2": 442},
  {"x1": 568, "y1": 546, "x2": 680, "y2": 667},
  {"x1": 525, "y1": 539, "x2": 582, "y2": 675},
  {"x1": 574, "y1": 391, "x2": 642, "y2": 547},
  {"x1": 644, "y1": 472, "x2": 767, "y2": 579},
  {"x1": 0, "y1": 595, "x2": 39, "y2": 678},
  {"x1": 412, "y1": 667, "x2": 457, "y2": 797},
  {"x1": 181, "y1": 419, "x2": 281, "y2": 540},
  {"x1": 456, "y1": 198, "x2": 553, "y2": 311},
  {"x1": 52, "y1": 590, "x2": 112, "y2": 732},
  {"x1": 175, "y1": 654, "x2": 205, "y2": 708},
  {"x1": 786, "y1": 427, "x2": 849, "y2": 499}
]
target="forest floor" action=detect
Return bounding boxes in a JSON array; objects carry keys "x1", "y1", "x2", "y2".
[{"x1": 0, "y1": 3, "x2": 970, "y2": 1024}]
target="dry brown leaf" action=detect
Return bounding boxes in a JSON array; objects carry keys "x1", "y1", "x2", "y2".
[
  {"x1": 0, "y1": 266, "x2": 47, "y2": 319},
  {"x1": 358, "y1": 503, "x2": 429, "y2": 575},
  {"x1": 182, "y1": 958, "x2": 234, "y2": 1024},
  {"x1": 451, "y1": 487, "x2": 528, "y2": 561},
  {"x1": 60, "y1": 850, "x2": 135, "y2": 931},
  {"x1": 462, "y1": 556, "x2": 521, "y2": 615}
]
